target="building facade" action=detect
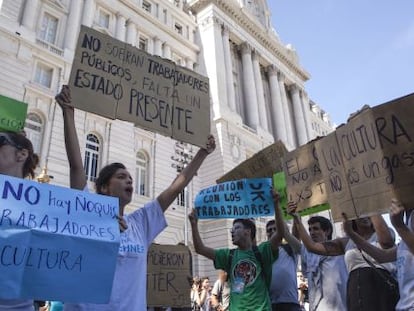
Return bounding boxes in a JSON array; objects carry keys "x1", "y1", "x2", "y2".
[{"x1": 0, "y1": 0, "x2": 334, "y2": 279}]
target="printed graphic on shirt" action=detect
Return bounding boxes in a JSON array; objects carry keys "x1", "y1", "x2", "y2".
[
  {"x1": 119, "y1": 231, "x2": 144, "y2": 255},
  {"x1": 232, "y1": 259, "x2": 258, "y2": 286}
]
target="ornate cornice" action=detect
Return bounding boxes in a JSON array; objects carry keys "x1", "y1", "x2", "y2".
[{"x1": 188, "y1": 0, "x2": 310, "y2": 81}]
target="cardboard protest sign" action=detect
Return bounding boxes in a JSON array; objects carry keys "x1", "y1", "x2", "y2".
[
  {"x1": 217, "y1": 141, "x2": 287, "y2": 183},
  {"x1": 316, "y1": 93, "x2": 414, "y2": 221},
  {"x1": 282, "y1": 140, "x2": 328, "y2": 210},
  {"x1": 147, "y1": 244, "x2": 191, "y2": 308},
  {"x1": 69, "y1": 26, "x2": 210, "y2": 148},
  {"x1": 273, "y1": 172, "x2": 330, "y2": 220},
  {"x1": 0, "y1": 174, "x2": 119, "y2": 303},
  {"x1": 194, "y1": 178, "x2": 274, "y2": 219},
  {"x1": 0, "y1": 94, "x2": 28, "y2": 132}
]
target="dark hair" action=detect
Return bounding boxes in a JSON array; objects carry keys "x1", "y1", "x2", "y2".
[
  {"x1": 266, "y1": 219, "x2": 275, "y2": 228},
  {"x1": 95, "y1": 162, "x2": 126, "y2": 194},
  {"x1": 5, "y1": 132, "x2": 39, "y2": 178},
  {"x1": 351, "y1": 217, "x2": 374, "y2": 233},
  {"x1": 308, "y1": 216, "x2": 333, "y2": 240},
  {"x1": 233, "y1": 218, "x2": 256, "y2": 240}
]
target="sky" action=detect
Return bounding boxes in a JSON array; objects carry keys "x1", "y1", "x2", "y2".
[{"x1": 269, "y1": 1, "x2": 414, "y2": 126}]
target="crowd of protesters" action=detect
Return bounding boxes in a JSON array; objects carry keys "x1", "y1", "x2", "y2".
[{"x1": 0, "y1": 85, "x2": 413, "y2": 311}]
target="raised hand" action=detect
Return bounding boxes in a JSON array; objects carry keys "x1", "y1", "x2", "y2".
[{"x1": 203, "y1": 134, "x2": 216, "y2": 154}]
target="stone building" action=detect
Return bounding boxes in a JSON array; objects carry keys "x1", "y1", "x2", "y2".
[{"x1": 0, "y1": 0, "x2": 334, "y2": 279}]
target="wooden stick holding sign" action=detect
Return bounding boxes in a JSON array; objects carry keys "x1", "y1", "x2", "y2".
[{"x1": 69, "y1": 26, "x2": 210, "y2": 148}]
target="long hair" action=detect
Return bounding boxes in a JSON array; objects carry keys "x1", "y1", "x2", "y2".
[{"x1": 5, "y1": 132, "x2": 39, "y2": 178}]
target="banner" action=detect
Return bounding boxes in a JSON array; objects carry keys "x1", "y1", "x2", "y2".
[
  {"x1": 217, "y1": 141, "x2": 287, "y2": 183},
  {"x1": 147, "y1": 244, "x2": 192, "y2": 308},
  {"x1": 282, "y1": 139, "x2": 328, "y2": 210},
  {"x1": 0, "y1": 174, "x2": 119, "y2": 303},
  {"x1": 316, "y1": 93, "x2": 414, "y2": 221},
  {"x1": 0, "y1": 94, "x2": 28, "y2": 132},
  {"x1": 194, "y1": 178, "x2": 274, "y2": 219},
  {"x1": 273, "y1": 172, "x2": 330, "y2": 220},
  {"x1": 69, "y1": 26, "x2": 210, "y2": 148}
]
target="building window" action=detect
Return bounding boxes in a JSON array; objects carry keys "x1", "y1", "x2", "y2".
[
  {"x1": 34, "y1": 63, "x2": 53, "y2": 88},
  {"x1": 38, "y1": 12, "x2": 58, "y2": 44},
  {"x1": 24, "y1": 112, "x2": 43, "y2": 154},
  {"x1": 98, "y1": 9, "x2": 110, "y2": 29},
  {"x1": 177, "y1": 188, "x2": 186, "y2": 207},
  {"x1": 84, "y1": 133, "x2": 100, "y2": 182},
  {"x1": 135, "y1": 151, "x2": 148, "y2": 196},
  {"x1": 174, "y1": 23, "x2": 183, "y2": 35},
  {"x1": 142, "y1": 0, "x2": 152, "y2": 13},
  {"x1": 139, "y1": 37, "x2": 148, "y2": 51}
]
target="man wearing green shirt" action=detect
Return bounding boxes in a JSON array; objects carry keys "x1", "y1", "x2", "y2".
[{"x1": 188, "y1": 190, "x2": 284, "y2": 311}]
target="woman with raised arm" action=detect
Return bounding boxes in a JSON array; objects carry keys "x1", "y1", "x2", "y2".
[
  {"x1": 344, "y1": 199, "x2": 414, "y2": 311},
  {"x1": 288, "y1": 201, "x2": 397, "y2": 311},
  {"x1": 0, "y1": 131, "x2": 39, "y2": 310},
  {"x1": 55, "y1": 85, "x2": 216, "y2": 311}
]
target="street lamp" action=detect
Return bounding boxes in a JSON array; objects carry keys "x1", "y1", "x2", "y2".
[
  {"x1": 170, "y1": 141, "x2": 194, "y2": 246},
  {"x1": 35, "y1": 166, "x2": 54, "y2": 183}
]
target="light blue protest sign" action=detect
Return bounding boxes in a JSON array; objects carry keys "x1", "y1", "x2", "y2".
[
  {"x1": 194, "y1": 178, "x2": 274, "y2": 219},
  {"x1": 0, "y1": 174, "x2": 120, "y2": 303}
]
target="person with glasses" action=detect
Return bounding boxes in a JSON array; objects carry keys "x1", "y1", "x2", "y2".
[
  {"x1": 0, "y1": 131, "x2": 40, "y2": 310},
  {"x1": 55, "y1": 85, "x2": 216, "y2": 311},
  {"x1": 188, "y1": 190, "x2": 284, "y2": 311},
  {"x1": 266, "y1": 219, "x2": 301, "y2": 311}
]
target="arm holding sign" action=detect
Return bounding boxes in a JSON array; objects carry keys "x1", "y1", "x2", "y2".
[
  {"x1": 370, "y1": 214, "x2": 394, "y2": 249},
  {"x1": 55, "y1": 85, "x2": 86, "y2": 190},
  {"x1": 390, "y1": 199, "x2": 414, "y2": 255},
  {"x1": 343, "y1": 213, "x2": 397, "y2": 263},
  {"x1": 157, "y1": 135, "x2": 215, "y2": 213},
  {"x1": 269, "y1": 190, "x2": 284, "y2": 253},
  {"x1": 288, "y1": 201, "x2": 347, "y2": 256},
  {"x1": 189, "y1": 209, "x2": 216, "y2": 260},
  {"x1": 283, "y1": 221, "x2": 301, "y2": 254}
]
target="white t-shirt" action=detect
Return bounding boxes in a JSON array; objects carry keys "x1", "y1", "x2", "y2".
[
  {"x1": 301, "y1": 246, "x2": 347, "y2": 311},
  {"x1": 396, "y1": 213, "x2": 414, "y2": 311},
  {"x1": 269, "y1": 245, "x2": 299, "y2": 304},
  {"x1": 0, "y1": 299, "x2": 34, "y2": 311},
  {"x1": 64, "y1": 199, "x2": 167, "y2": 311}
]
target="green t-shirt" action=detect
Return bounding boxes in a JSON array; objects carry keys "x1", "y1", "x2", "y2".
[{"x1": 214, "y1": 241, "x2": 278, "y2": 311}]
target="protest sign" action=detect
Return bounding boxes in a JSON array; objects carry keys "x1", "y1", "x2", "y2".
[
  {"x1": 0, "y1": 174, "x2": 119, "y2": 303},
  {"x1": 147, "y1": 244, "x2": 191, "y2": 308},
  {"x1": 69, "y1": 25, "x2": 210, "y2": 148},
  {"x1": 282, "y1": 139, "x2": 328, "y2": 210},
  {"x1": 194, "y1": 178, "x2": 273, "y2": 219},
  {"x1": 316, "y1": 93, "x2": 414, "y2": 221},
  {"x1": 217, "y1": 141, "x2": 287, "y2": 183},
  {"x1": 273, "y1": 172, "x2": 330, "y2": 220},
  {"x1": 0, "y1": 94, "x2": 28, "y2": 132}
]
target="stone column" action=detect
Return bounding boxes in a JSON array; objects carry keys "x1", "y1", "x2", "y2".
[
  {"x1": 291, "y1": 84, "x2": 308, "y2": 145},
  {"x1": 126, "y1": 20, "x2": 137, "y2": 46},
  {"x1": 268, "y1": 65, "x2": 287, "y2": 142},
  {"x1": 279, "y1": 73, "x2": 295, "y2": 148},
  {"x1": 198, "y1": 15, "x2": 231, "y2": 119},
  {"x1": 82, "y1": 0, "x2": 95, "y2": 27},
  {"x1": 21, "y1": 0, "x2": 40, "y2": 30},
  {"x1": 222, "y1": 26, "x2": 236, "y2": 112},
  {"x1": 153, "y1": 37, "x2": 163, "y2": 56},
  {"x1": 163, "y1": 43, "x2": 171, "y2": 59},
  {"x1": 186, "y1": 58, "x2": 194, "y2": 70},
  {"x1": 64, "y1": 0, "x2": 83, "y2": 51},
  {"x1": 115, "y1": 13, "x2": 126, "y2": 41},
  {"x1": 240, "y1": 42, "x2": 259, "y2": 129},
  {"x1": 301, "y1": 91, "x2": 314, "y2": 140},
  {"x1": 252, "y1": 50, "x2": 269, "y2": 131}
]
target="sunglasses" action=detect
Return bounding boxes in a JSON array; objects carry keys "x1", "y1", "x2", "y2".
[
  {"x1": 266, "y1": 227, "x2": 277, "y2": 234},
  {"x1": 0, "y1": 134, "x2": 22, "y2": 149}
]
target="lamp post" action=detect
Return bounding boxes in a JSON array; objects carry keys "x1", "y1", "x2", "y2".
[
  {"x1": 35, "y1": 166, "x2": 54, "y2": 183},
  {"x1": 171, "y1": 141, "x2": 194, "y2": 246}
]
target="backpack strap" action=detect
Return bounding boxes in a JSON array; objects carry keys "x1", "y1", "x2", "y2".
[
  {"x1": 227, "y1": 248, "x2": 235, "y2": 274},
  {"x1": 252, "y1": 245, "x2": 266, "y2": 282}
]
